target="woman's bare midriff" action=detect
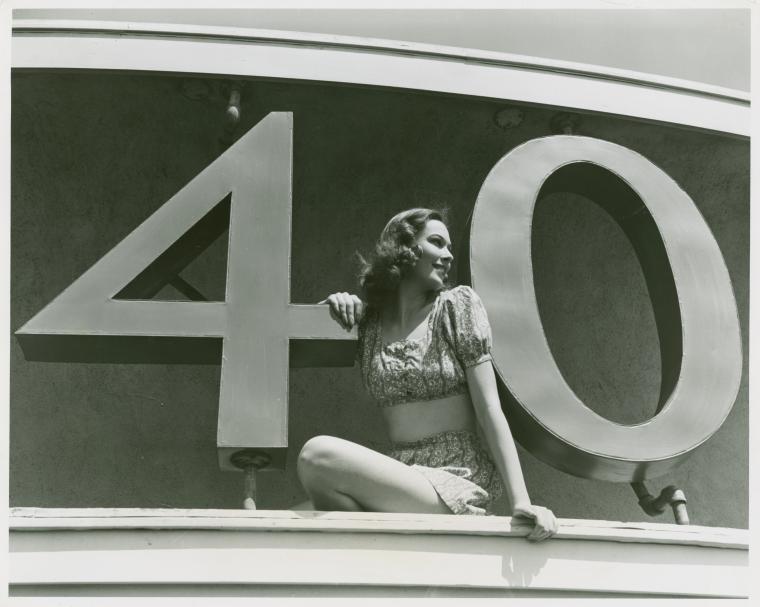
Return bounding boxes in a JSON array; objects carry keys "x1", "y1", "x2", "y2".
[{"x1": 381, "y1": 392, "x2": 477, "y2": 444}]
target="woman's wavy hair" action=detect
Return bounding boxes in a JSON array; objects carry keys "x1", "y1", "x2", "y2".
[{"x1": 358, "y1": 207, "x2": 449, "y2": 308}]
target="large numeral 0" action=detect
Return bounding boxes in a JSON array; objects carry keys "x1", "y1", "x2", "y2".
[{"x1": 469, "y1": 136, "x2": 742, "y2": 482}]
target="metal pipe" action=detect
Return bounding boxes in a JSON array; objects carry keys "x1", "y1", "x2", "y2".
[
  {"x1": 230, "y1": 450, "x2": 272, "y2": 510},
  {"x1": 631, "y1": 481, "x2": 689, "y2": 525},
  {"x1": 549, "y1": 111, "x2": 582, "y2": 135},
  {"x1": 243, "y1": 468, "x2": 256, "y2": 510},
  {"x1": 225, "y1": 86, "x2": 242, "y2": 125}
]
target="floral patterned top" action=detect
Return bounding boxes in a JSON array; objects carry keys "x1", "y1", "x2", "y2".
[{"x1": 356, "y1": 285, "x2": 493, "y2": 407}]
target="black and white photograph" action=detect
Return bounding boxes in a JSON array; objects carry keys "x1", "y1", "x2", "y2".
[{"x1": 3, "y1": 1, "x2": 753, "y2": 600}]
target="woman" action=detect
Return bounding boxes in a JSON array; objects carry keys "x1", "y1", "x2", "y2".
[{"x1": 297, "y1": 208, "x2": 557, "y2": 541}]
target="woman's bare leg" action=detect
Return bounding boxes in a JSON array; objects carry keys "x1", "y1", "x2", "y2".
[{"x1": 297, "y1": 435, "x2": 451, "y2": 514}]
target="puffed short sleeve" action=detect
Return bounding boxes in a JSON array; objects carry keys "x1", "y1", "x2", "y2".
[{"x1": 442, "y1": 286, "x2": 493, "y2": 368}]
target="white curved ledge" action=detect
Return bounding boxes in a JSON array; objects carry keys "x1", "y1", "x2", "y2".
[
  {"x1": 11, "y1": 19, "x2": 750, "y2": 137},
  {"x1": 10, "y1": 506, "x2": 748, "y2": 548},
  {"x1": 10, "y1": 508, "x2": 748, "y2": 598}
]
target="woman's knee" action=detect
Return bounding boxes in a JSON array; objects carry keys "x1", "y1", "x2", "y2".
[{"x1": 297, "y1": 435, "x2": 345, "y2": 484}]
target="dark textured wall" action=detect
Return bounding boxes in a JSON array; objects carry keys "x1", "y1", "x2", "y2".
[{"x1": 10, "y1": 72, "x2": 749, "y2": 527}]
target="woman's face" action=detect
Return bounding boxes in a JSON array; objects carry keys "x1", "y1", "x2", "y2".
[{"x1": 408, "y1": 219, "x2": 454, "y2": 291}]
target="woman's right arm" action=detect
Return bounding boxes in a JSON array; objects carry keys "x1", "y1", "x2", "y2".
[{"x1": 319, "y1": 292, "x2": 365, "y2": 331}]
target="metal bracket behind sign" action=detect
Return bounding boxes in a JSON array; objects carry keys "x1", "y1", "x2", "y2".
[{"x1": 15, "y1": 112, "x2": 357, "y2": 472}]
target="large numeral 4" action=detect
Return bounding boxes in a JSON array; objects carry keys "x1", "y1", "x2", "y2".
[{"x1": 16, "y1": 113, "x2": 353, "y2": 471}]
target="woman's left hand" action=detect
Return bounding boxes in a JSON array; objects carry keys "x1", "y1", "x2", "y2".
[{"x1": 512, "y1": 504, "x2": 558, "y2": 542}]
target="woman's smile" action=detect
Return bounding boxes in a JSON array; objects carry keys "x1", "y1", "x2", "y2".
[{"x1": 411, "y1": 219, "x2": 454, "y2": 288}]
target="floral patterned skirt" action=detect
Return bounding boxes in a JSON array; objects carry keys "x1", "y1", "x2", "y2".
[{"x1": 388, "y1": 430, "x2": 503, "y2": 515}]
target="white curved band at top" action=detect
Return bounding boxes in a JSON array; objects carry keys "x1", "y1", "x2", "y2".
[{"x1": 11, "y1": 19, "x2": 750, "y2": 138}]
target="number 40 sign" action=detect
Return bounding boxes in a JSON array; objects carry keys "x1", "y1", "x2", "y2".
[{"x1": 16, "y1": 113, "x2": 742, "y2": 482}]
